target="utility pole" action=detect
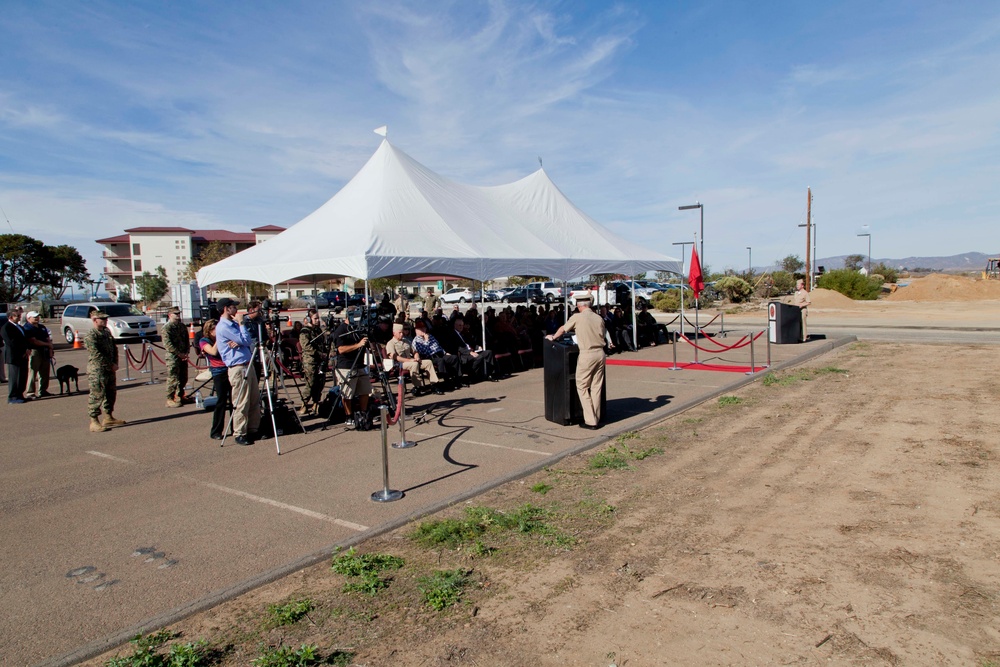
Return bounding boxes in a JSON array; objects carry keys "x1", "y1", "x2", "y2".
[{"x1": 805, "y1": 187, "x2": 812, "y2": 291}]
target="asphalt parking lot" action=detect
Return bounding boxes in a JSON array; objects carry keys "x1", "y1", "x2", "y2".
[{"x1": 0, "y1": 320, "x2": 847, "y2": 666}]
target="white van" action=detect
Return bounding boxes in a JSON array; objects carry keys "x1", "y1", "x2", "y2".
[{"x1": 61, "y1": 302, "x2": 159, "y2": 344}]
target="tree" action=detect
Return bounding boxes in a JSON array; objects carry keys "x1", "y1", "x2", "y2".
[
  {"x1": 654, "y1": 270, "x2": 680, "y2": 283},
  {"x1": 843, "y1": 254, "x2": 865, "y2": 271},
  {"x1": 48, "y1": 244, "x2": 89, "y2": 299},
  {"x1": 0, "y1": 234, "x2": 90, "y2": 302},
  {"x1": 778, "y1": 254, "x2": 804, "y2": 273},
  {"x1": 183, "y1": 241, "x2": 242, "y2": 297},
  {"x1": 714, "y1": 276, "x2": 753, "y2": 303},
  {"x1": 136, "y1": 266, "x2": 169, "y2": 305}
]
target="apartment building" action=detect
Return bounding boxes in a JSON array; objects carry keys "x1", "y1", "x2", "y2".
[{"x1": 97, "y1": 225, "x2": 284, "y2": 300}]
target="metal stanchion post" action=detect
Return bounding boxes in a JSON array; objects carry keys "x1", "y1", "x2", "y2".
[
  {"x1": 121, "y1": 344, "x2": 136, "y2": 381},
  {"x1": 766, "y1": 330, "x2": 772, "y2": 368},
  {"x1": 746, "y1": 331, "x2": 756, "y2": 375},
  {"x1": 720, "y1": 312, "x2": 725, "y2": 338},
  {"x1": 144, "y1": 341, "x2": 160, "y2": 385},
  {"x1": 693, "y1": 308, "x2": 700, "y2": 364},
  {"x1": 668, "y1": 332, "x2": 681, "y2": 371},
  {"x1": 392, "y1": 378, "x2": 416, "y2": 449},
  {"x1": 371, "y1": 405, "x2": 403, "y2": 503}
]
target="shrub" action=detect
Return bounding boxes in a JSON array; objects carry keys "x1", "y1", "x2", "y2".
[
  {"x1": 651, "y1": 289, "x2": 693, "y2": 312},
  {"x1": 713, "y1": 276, "x2": 753, "y2": 303},
  {"x1": 816, "y1": 269, "x2": 881, "y2": 300},
  {"x1": 870, "y1": 263, "x2": 899, "y2": 283}
]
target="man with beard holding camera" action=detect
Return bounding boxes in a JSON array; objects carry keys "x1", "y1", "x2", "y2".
[{"x1": 331, "y1": 317, "x2": 372, "y2": 430}]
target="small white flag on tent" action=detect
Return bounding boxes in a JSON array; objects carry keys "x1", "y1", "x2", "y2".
[{"x1": 373, "y1": 125, "x2": 387, "y2": 137}]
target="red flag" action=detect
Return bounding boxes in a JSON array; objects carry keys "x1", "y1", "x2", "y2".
[{"x1": 688, "y1": 246, "x2": 705, "y2": 299}]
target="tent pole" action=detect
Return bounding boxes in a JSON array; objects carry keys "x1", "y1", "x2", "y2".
[{"x1": 631, "y1": 275, "x2": 638, "y2": 350}]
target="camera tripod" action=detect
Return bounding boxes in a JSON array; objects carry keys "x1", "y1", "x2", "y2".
[
  {"x1": 221, "y1": 320, "x2": 304, "y2": 455},
  {"x1": 321, "y1": 321, "x2": 397, "y2": 431}
]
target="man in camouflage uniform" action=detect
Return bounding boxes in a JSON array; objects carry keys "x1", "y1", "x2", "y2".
[
  {"x1": 298, "y1": 308, "x2": 329, "y2": 416},
  {"x1": 85, "y1": 310, "x2": 125, "y2": 432},
  {"x1": 162, "y1": 306, "x2": 191, "y2": 408}
]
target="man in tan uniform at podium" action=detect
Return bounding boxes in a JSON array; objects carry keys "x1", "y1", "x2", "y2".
[
  {"x1": 793, "y1": 279, "x2": 811, "y2": 342},
  {"x1": 546, "y1": 294, "x2": 609, "y2": 430}
]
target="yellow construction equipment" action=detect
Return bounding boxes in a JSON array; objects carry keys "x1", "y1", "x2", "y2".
[{"x1": 984, "y1": 258, "x2": 1000, "y2": 280}]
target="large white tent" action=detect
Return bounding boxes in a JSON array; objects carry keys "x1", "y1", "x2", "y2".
[{"x1": 196, "y1": 140, "x2": 681, "y2": 287}]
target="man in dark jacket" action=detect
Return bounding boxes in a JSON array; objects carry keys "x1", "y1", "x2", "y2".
[{"x1": 1, "y1": 307, "x2": 30, "y2": 403}]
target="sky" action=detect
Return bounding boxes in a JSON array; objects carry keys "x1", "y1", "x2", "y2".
[{"x1": 2, "y1": 0, "x2": 999, "y2": 281}]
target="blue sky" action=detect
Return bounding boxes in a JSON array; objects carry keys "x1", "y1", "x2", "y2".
[{"x1": 2, "y1": 0, "x2": 998, "y2": 280}]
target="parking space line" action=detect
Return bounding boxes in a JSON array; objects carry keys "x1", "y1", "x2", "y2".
[
  {"x1": 193, "y1": 481, "x2": 369, "y2": 532},
  {"x1": 409, "y1": 432, "x2": 550, "y2": 456},
  {"x1": 86, "y1": 450, "x2": 134, "y2": 465},
  {"x1": 84, "y1": 452, "x2": 365, "y2": 530}
]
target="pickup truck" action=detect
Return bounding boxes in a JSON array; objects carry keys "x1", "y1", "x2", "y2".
[
  {"x1": 524, "y1": 281, "x2": 566, "y2": 303},
  {"x1": 569, "y1": 281, "x2": 663, "y2": 308}
]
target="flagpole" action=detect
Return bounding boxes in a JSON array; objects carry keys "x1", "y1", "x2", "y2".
[
  {"x1": 693, "y1": 234, "x2": 700, "y2": 364},
  {"x1": 672, "y1": 241, "x2": 694, "y2": 345}
]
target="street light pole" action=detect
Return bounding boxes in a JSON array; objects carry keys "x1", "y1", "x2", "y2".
[
  {"x1": 746, "y1": 246, "x2": 752, "y2": 276},
  {"x1": 679, "y1": 203, "x2": 704, "y2": 269},
  {"x1": 858, "y1": 232, "x2": 872, "y2": 274}
]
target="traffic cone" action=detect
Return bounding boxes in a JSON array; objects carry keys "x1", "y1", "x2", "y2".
[
  {"x1": 188, "y1": 323, "x2": 196, "y2": 340},
  {"x1": 73, "y1": 330, "x2": 83, "y2": 349}
]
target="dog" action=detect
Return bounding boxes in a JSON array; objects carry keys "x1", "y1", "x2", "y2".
[{"x1": 56, "y1": 365, "x2": 80, "y2": 395}]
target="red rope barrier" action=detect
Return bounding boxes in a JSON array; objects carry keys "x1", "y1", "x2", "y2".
[
  {"x1": 681, "y1": 330, "x2": 765, "y2": 353},
  {"x1": 148, "y1": 347, "x2": 166, "y2": 365},
  {"x1": 679, "y1": 333, "x2": 749, "y2": 353},
  {"x1": 384, "y1": 376, "x2": 405, "y2": 426},
  {"x1": 683, "y1": 312, "x2": 720, "y2": 328},
  {"x1": 125, "y1": 345, "x2": 149, "y2": 370},
  {"x1": 687, "y1": 332, "x2": 750, "y2": 350}
]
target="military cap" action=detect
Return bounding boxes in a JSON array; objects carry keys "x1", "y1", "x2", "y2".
[{"x1": 90, "y1": 310, "x2": 109, "y2": 319}]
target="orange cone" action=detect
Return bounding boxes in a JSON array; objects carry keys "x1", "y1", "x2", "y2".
[
  {"x1": 73, "y1": 330, "x2": 83, "y2": 349},
  {"x1": 188, "y1": 323, "x2": 196, "y2": 340}
]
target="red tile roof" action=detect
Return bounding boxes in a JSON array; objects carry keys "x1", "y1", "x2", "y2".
[
  {"x1": 124, "y1": 227, "x2": 194, "y2": 233},
  {"x1": 191, "y1": 230, "x2": 256, "y2": 243},
  {"x1": 95, "y1": 234, "x2": 130, "y2": 244},
  {"x1": 251, "y1": 225, "x2": 286, "y2": 232}
]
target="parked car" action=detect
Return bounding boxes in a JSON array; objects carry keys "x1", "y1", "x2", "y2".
[
  {"x1": 472, "y1": 290, "x2": 495, "y2": 302},
  {"x1": 298, "y1": 294, "x2": 328, "y2": 308},
  {"x1": 61, "y1": 302, "x2": 159, "y2": 344},
  {"x1": 318, "y1": 290, "x2": 349, "y2": 310},
  {"x1": 440, "y1": 287, "x2": 474, "y2": 304},
  {"x1": 347, "y1": 293, "x2": 367, "y2": 308},
  {"x1": 500, "y1": 286, "x2": 545, "y2": 304}
]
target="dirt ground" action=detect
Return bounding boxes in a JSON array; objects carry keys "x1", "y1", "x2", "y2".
[{"x1": 86, "y1": 329, "x2": 1000, "y2": 665}]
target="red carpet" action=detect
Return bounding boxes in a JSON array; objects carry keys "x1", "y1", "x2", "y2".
[{"x1": 606, "y1": 358, "x2": 764, "y2": 373}]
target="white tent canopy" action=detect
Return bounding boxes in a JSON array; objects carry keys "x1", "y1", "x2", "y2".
[{"x1": 196, "y1": 140, "x2": 681, "y2": 287}]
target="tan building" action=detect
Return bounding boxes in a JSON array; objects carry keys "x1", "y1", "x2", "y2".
[{"x1": 97, "y1": 225, "x2": 284, "y2": 300}]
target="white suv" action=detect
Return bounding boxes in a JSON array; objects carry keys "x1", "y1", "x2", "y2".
[
  {"x1": 440, "y1": 287, "x2": 474, "y2": 304},
  {"x1": 61, "y1": 302, "x2": 159, "y2": 344}
]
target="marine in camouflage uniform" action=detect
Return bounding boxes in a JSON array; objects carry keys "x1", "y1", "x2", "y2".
[
  {"x1": 85, "y1": 310, "x2": 124, "y2": 432},
  {"x1": 162, "y1": 308, "x2": 191, "y2": 407},
  {"x1": 298, "y1": 309, "x2": 329, "y2": 415}
]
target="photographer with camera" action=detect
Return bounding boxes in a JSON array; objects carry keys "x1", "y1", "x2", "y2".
[
  {"x1": 298, "y1": 308, "x2": 329, "y2": 416},
  {"x1": 217, "y1": 297, "x2": 261, "y2": 445},
  {"x1": 331, "y1": 317, "x2": 373, "y2": 430}
]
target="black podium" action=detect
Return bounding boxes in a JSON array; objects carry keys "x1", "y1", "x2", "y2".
[
  {"x1": 768, "y1": 300, "x2": 802, "y2": 344},
  {"x1": 543, "y1": 338, "x2": 607, "y2": 425}
]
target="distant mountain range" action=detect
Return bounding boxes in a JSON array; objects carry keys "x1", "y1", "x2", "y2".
[{"x1": 808, "y1": 252, "x2": 998, "y2": 273}]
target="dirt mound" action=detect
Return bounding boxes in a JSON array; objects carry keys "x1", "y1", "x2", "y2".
[
  {"x1": 886, "y1": 273, "x2": 1000, "y2": 301},
  {"x1": 808, "y1": 287, "x2": 857, "y2": 308}
]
